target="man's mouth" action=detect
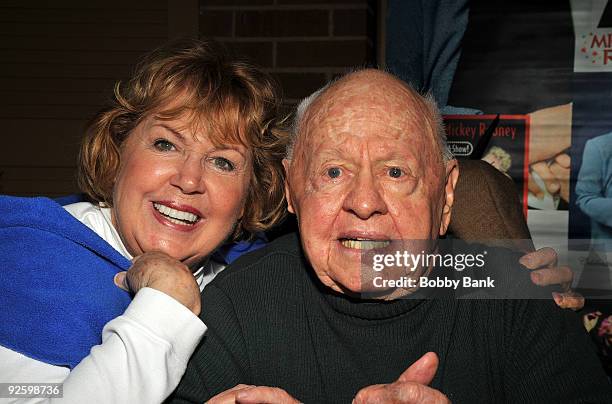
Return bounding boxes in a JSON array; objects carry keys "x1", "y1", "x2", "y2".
[
  {"x1": 339, "y1": 238, "x2": 391, "y2": 250},
  {"x1": 153, "y1": 202, "x2": 201, "y2": 226}
]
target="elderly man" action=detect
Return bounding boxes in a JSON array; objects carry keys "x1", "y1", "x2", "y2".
[{"x1": 169, "y1": 70, "x2": 611, "y2": 403}]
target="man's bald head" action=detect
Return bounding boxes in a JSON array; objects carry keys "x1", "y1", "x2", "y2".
[{"x1": 287, "y1": 69, "x2": 452, "y2": 165}]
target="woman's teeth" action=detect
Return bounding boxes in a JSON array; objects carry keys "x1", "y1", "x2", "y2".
[
  {"x1": 340, "y1": 239, "x2": 390, "y2": 250},
  {"x1": 153, "y1": 203, "x2": 199, "y2": 225}
]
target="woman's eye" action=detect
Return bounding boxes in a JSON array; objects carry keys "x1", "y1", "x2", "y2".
[
  {"x1": 213, "y1": 157, "x2": 235, "y2": 172},
  {"x1": 327, "y1": 167, "x2": 342, "y2": 179},
  {"x1": 153, "y1": 139, "x2": 175, "y2": 152},
  {"x1": 388, "y1": 167, "x2": 403, "y2": 178}
]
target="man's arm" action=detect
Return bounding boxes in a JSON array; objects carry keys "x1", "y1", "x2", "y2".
[
  {"x1": 504, "y1": 299, "x2": 612, "y2": 402},
  {"x1": 576, "y1": 139, "x2": 612, "y2": 227}
]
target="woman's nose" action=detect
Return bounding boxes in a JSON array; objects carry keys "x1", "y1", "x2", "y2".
[{"x1": 170, "y1": 156, "x2": 206, "y2": 194}]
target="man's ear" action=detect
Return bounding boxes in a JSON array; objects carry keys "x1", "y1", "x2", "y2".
[
  {"x1": 282, "y1": 158, "x2": 295, "y2": 214},
  {"x1": 439, "y1": 159, "x2": 460, "y2": 236}
]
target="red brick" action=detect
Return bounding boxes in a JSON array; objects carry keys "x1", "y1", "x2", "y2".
[
  {"x1": 236, "y1": 10, "x2": 328, "y2": 37},
  {"x1": 223, "y1": 41, "x2": 274, "y2": 67},
  {"x1": 276, "y1": 40, "x2": 371, "y2": 67},
  {"x1": 333, "y1": 9, "x2": 367, "y2": 36},
  {"x1": 199, "y1": 10, "x2": 233, "y2": 37},
  {"x1": 272, "y1": 72, "x2": 327, "y2": 99}
]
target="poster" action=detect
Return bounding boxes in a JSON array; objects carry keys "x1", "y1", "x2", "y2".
[
  {"x1": 388, "y1": 0, "x2": 612, "y2": 378},
  {"x1": 568, "y1": 1, "x2": 612, "y2": 310},
  {"x1": 443, "y1": 115, "x2": 530, "y2": 216}
]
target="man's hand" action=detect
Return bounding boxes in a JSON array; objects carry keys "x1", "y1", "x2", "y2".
[
  {"x1": 549, "y1": 153, "x2": 571, "y2": 202},
  {"x1": 353, "y1": 352, "x2": 449, "y2": 404},
  {"x1": 528, "y1": 153, "x2": 570, "y2": 202},
  {"x1": 519, "y1": 247, "x2": 585, "y2": 310},
  {"x1": 207, "y1": 384, "x2": 301, "y2": 404},
  {"x1": 528, "y1": 103, "x2": 572, "y2": 164},
  {"x1": 527, "y1": 103, "x2": 572, "y2": 203},
  {"x1": 114, "y1": 251, "x2": 201, "y2": 315}
]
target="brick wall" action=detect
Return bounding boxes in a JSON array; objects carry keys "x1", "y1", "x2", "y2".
[
  {"x1": 199, "y1": 0, "x2": 377, "y2": 108},
  {"x1": 0, "y1": 0, "x2": 191, "y2": 197}
]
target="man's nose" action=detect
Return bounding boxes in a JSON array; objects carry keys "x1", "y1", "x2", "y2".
[
  {"x1": 170, "y1": 156, "x2": 206, "y2": 194},
  {"x1": 342, "y1": 169, "x2": 388, "y2": 219}
]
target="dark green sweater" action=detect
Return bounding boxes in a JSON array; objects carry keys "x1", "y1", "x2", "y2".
[{"x1": 169, "y1": 233, "x2": 612, "y2": 403}]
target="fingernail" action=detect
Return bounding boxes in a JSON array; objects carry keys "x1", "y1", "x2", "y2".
[
  {"x1": 552, "y1": 291, "x2": 563, "y2": 305},
  {"x1": 531, "y1": 272, "x2": 542, "y2": 284},
  {"x1": 114, "y1": 272, "x2": 129, "y2": 291}
]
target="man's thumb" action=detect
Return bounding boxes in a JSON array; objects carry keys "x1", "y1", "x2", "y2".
[{"x1": 397, "y1": 352, "x2": 439, "y2": 385}]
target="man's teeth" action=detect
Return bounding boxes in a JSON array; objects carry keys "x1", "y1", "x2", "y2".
[
  {"x1": 153, "y1": 203, "x2": 199, "y2": 225},
  {"x1": 340, "y1": 239, "x2": 390, "y2": 250}
]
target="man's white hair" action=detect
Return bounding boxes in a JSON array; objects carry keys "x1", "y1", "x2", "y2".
[
  {"x1": 285, "y1": 83, "x2": 330, "y2": 161},
  {"x1": 285, "y1": 76, "x2": 454, "y2": 163}
]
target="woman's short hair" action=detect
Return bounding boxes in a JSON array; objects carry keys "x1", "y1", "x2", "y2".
[{"x1": 78, "y1": 38, "x2": 287, "y2": 239}]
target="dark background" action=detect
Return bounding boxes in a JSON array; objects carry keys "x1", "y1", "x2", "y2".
[{"x1": 0, "y1": 0, "x2": 379, "y2": 198}]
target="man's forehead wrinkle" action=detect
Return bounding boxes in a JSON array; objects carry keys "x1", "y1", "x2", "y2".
[
  {"x1": 315, "y1": 75, "x2": 427, "y2": 132},
  {"x1": 294, "y1": 69, "x2": 441, "y2": 172},
  {"x1": 312, "y1": 98, "x2": 422, "y2": 139},
  {"x1": 331, "y1": 69, "x2": 419, "y2": 106}
]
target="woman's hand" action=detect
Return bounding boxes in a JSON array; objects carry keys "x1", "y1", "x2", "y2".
[{"x1": 114, "y1": 251, "x2": 201, "y2": 315}]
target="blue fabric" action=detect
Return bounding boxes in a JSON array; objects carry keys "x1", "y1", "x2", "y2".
[
  {"x1": 576, "y1": 133, "x2": 612, "y2": 240},
  {"x1": 54, "y1": 193, "x2": 87, "y2": 206},
  {"x1": 386, "y1": 0, "x2": 468, "y2": 107},
  {"x1": 0, "y1": 195, "x2": 132, "y2": 369},
  {"x1": 213, "y1": 234, "x2": 268, "y2": 265}
]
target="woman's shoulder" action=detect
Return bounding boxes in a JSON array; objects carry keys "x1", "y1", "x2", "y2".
[
  {"x1": 0, "y1": 195, "x2": 130, "y2": 266},
  {"x1": 63, "y1": 201, "x2": 107, "y2": 235},
  {"x1": 63, "y1": 200, "x2": 100, "y2": 218},
  {"x1": 0, "y1": 195, "x2": 69, "y2": 227}
]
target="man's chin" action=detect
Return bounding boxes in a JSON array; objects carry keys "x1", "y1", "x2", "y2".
[
  {"x1": 321, "y1": 272, "x2": 362, "y2": 296},
  {"x1": 331, "y1": 282, "x2": 363, "y2": 297},
  {"x1": 333, "y1": 281, "x2": 409, "y2": 300}
]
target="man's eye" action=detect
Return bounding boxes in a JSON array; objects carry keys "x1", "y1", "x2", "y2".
[
  {"x1": 388, "y1": 167, "x2": 403, "y2": 178},
  {"x1": 327, "y1": 167, "x2": 342, "y2": 178},
  {"x1": 153, "y1": 139, "x2": 175, "y2": 151},
  {"x1": 213, "y1": 157, "x2": 235, "y2": 172}
]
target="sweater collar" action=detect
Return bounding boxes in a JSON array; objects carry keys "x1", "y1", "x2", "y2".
[
  {"x1": 320, "y1": 286, "x2": 428, "y2": 320},
  {"x1": 295, "y1": 248, "x2": 447, "y2": 321},
  {"x1": 277, "y1": 231, "x2": 449, "y2": 320}
]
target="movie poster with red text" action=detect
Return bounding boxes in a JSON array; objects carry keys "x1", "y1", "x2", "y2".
[{"x1": 443, "y1": 115, "x2": 530, "y2": 215}]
